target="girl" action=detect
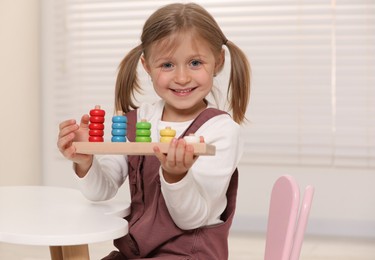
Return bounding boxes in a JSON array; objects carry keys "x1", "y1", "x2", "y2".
[{"x1": 57, "y1": 3, "x2": 250, "y2": 260}]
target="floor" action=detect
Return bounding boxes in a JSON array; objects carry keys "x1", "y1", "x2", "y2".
[{"x1": 0, "y1": 232, "x2": 374, "y2": 259}]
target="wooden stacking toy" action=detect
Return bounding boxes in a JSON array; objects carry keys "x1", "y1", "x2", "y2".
[
  {"x1": 89, "y1": 105, "x2": 105, "y2": 142},
  {"x1": 74, "y1": 106, "x2": 215, "y2": 156},
  {"x1": 159, "y1": 126, "x2": 176, "y2": 143},
  {"x1": 111, "y1": 111, "x2": 127, "y2": 142},
  {"x1": 135, "y1": 119, "x2": 152, "y2": 142}
]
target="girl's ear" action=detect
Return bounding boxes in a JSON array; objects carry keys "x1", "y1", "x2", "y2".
[
  {"x1": 141, "y1": 55, "x2": 151, "y2": 74},
  {"x1": 214, "y1": 49, "x2": 225, "y2": 75}
]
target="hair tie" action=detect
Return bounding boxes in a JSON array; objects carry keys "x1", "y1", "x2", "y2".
[{"x1": 224, "y1": 39, "x2": 228, "y2": 45}]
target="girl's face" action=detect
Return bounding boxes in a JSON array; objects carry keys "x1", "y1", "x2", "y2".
[{"x1": 141, "y1": 32, "x2": 223, "y2": 122}]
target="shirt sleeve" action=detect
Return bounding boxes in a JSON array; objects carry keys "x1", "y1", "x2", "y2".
[
  {"x1": 159, "y1": 114, "x2": 243, "y2": 230},
  {"x1": 75, "y1": 155, "x2": 128, "y2": 201}
]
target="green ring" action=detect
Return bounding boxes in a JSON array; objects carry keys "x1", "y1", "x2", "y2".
[
  {"x1": 136, "y1": 129, "x2": 151, "y2": 136},
  {"x1": 136, "y1": 121, "x2": 151, "y2": 129},
  {"x1": 135, "y1": 136, "x2": 152, "y2": 143}
]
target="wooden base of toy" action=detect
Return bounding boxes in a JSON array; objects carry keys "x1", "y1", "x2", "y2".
[{"x1": 73, "y1": 142, "x2": 216, "y2": 156}]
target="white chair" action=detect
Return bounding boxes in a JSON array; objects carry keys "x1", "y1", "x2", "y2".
[{"x1": 264, "y1": 175, "x2": 315, "y2": 260}]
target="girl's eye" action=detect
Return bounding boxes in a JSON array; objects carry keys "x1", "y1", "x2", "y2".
[
  {"x1": 161, "y1": 63, "x2": 173, "y2": 69},
  {"x1": 190, "y1": 59, "x2": 202, "y2": 68}
]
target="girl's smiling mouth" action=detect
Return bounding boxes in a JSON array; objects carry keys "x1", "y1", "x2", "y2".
[{"x1": 171, "y1": 87, "x2": 197, "y2": 95}]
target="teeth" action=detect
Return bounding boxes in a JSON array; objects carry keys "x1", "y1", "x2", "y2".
[{"x1": 174, "y1": 89, "x2": 192, "y2": 93}]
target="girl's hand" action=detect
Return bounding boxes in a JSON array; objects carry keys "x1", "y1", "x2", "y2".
[
  {"x1": 153, "y1": 137, "x2": 204, "y2": 183},
  {"x1": 57, "y1": 114, "x2": 93, "y2": 177}
]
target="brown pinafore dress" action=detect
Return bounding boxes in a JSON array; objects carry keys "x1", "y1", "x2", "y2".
[{"x1": 103, "y1": 108, "x2": 239, "y2": 260}]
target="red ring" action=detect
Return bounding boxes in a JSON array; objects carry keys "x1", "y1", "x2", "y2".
[
  {"x1": 89, "y1": 123, "x2": 104, "y2": 130},
  {"x1": 89, "y1": 130, "x2": 104, "y2": 136},
  {"x1": 90, "y1": 109, "x2": 105, "y2": 117},
  {"x1": 89, "y1": 136, "x2": 104, "y2": 142},
  {"x1": 90, "y1": 116, "x2": 105, "y2": 123}
]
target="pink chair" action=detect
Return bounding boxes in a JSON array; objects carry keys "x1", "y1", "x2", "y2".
[
  {"x1": 264, "y1": 175, "x2": 314, "y2": 260},
  {"x1": 290, "y1": 185, "x2": 314, "y2": 260}
]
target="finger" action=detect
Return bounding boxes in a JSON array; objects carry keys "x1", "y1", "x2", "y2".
[
  {"x1": 80, "y1": 114, "x2": 90, "y2": 129},
  {"x1": 175, "y1": 139, "x2": 186, "y2": 168},
  {"x1": 153, "y1": 145, "x2": 166, "y2": 165},
  {"x1": 183, "y1": 144, "x2": 195, "y2": 168},
  {"x1": 57, "y1": 132, "x2": 75, "y2": 152},
  {"x1": 166, "y1": 138, "x2": 178, "y2": 167},
  {"x1": 62, "y1": 145, "x2": 77, "y2": 160},
  {"x1": 58, "y1": 123, "x2": 79, "y2": 139},
  {"x1": 59, "y1": 119, "x2": 76, "y2": 131}
]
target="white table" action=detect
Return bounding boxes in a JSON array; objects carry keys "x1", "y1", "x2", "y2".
[{"x1": 0, "y1": 186, "x2": 130, "y2": 260}]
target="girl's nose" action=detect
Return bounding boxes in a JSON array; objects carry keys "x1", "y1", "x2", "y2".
[{"x1": 174, "y1": 67, "x2": 191, "y2": 85}]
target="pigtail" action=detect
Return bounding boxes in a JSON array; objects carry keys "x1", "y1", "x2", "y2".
[
  {"x1": 114, "y1": 44, "x2": 143, "y2": 113},
  {"x1": 225, "y1": 40, "x2": 251, "y2": 124}
]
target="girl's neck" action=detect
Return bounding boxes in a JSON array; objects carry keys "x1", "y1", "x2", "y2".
[{"x1": 162, "y1": 100, "x2": 207, "y2": 122}]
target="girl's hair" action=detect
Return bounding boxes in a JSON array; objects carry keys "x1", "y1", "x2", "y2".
[{"x1": 115, "y1": 3, "x2": 250, "y2": 124}]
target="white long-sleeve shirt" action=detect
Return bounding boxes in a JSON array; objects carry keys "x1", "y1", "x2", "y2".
[{"x1": 76, "y1": 100, "x2": 243, "y2": 230}]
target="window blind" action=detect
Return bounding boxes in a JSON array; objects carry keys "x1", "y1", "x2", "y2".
[{"x1": 42, "y1": 0, "x2": 375, "y2": 172}]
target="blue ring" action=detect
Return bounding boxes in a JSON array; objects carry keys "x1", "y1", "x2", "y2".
[
  {"x1": 112, "y1": 116, "x2": 127, "y2": 123},
  {"x1": 112, "y1": 123, "x2": 127, "y2": 129},
  {"x1": 111, "y1": 136, "x2": 127, "y2": 142},
  {"x1": 112, "y1": 129, "x2": 127, "y2": 136}
]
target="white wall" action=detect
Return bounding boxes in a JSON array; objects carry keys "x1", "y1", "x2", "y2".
[
  {"x1": 0, "y1": 0, "x2": 41, "y2": 186},
  {"x1": 233, "y1": 164, "x2": 375, "y2": 238}
]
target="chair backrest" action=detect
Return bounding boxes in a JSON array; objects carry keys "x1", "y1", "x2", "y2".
[
  {"x1": 290, "y1": 185, "x2": 315, "y2": 260},
  {"x1": 264, "y1": 175, "x2": 300, "y2": 260},
  {"x1": 264, "y1": 175, "x2": 314, "y2": 260}
]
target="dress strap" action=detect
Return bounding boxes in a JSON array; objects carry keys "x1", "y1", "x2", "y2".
[
  {"x1": 125, "y1": 109, "x2": 137, "y2": 142},
  {"x1": 179, "y1": 108, "x2": 228, "y2": 138}
]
